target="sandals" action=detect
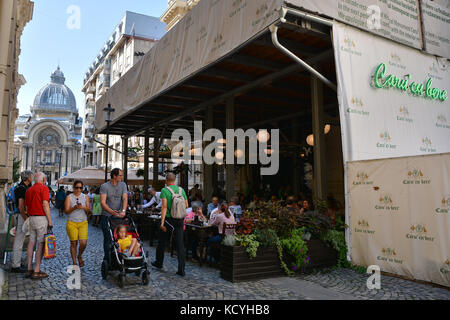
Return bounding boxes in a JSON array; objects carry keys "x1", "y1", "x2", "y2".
[
  {"x1": 31, "y1": 272, "x2": 48, "y2": 280},
  {"x1": 25, "y1": 270, "x2": 34, "y2": 279},
  {"x1": 78, "y1": 256, "x2": 85, "y2": 267}
]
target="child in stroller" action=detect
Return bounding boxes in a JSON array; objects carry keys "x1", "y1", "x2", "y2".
[
  {"x1": 116, "y1": 225, "x2": 141, "y2": 257},
  {"x1": 101, "y1": 215, "x2": 150, "y2": 288}
]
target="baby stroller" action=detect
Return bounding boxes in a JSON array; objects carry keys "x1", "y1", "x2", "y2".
[{"x1": 101, "y1": 215, "x2": 150, "y2": 288}]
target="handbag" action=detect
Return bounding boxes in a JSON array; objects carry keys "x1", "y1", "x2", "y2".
[{"x1": 44, "y1": 228, "x2": 56, "y2": 259}]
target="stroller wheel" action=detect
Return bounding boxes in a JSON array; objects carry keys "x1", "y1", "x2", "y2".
[
  {"x1": 101, "y1": 260, "x2": 108, "y2": 280},
  {"x1": 118, "y1": 274, "x2": 125, "y2": 288},
  {"x1": 142, "y1": 270, "x2": 150, "y2": 286}
]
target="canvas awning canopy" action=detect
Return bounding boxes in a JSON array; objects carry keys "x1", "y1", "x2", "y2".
[
  {"x1": 57, "y1": 167, "x2": 165, "y2": 186},
  {"x1": 94, "y1": 2, "x2": 341, "y2": 140}
]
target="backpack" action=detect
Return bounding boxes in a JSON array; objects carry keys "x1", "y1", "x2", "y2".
[
  {"x1": 6, "y1": 186, "x2": 17, "y2": 215},
  {"x1": 167, "y1": 186, "x2": 187, "y2": 219}
]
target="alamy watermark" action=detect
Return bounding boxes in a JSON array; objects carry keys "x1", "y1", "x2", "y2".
[
  {"x1": 66, "y1": 5, "x2": 81, "y2": 30},
  {"x1": 366, "y1": 265, "x2": 381, "y2": 290},
  {"x1": 67, "y1": 265, "x2": 81, "y2": 290},
  {"x1": 171, "y1": 121, "x2": 279, "y2": 176},
  {"x1": 367, "y1": 5, "x2": 381, "y2": 30}
]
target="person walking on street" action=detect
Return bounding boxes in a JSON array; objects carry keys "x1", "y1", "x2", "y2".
[
  {"x1": 55, "y1": 186, "x2": 66, "y2": 217},
  {"x1": 24, "y1": 172, "x2": 53, "y2": 280},
  {"x1": 100, "y1": 168, "x2": 128, "y2": 265},
  {"x1": 11, "y1": 171, "x2": 34, "y2": 273},
  {"x1": 65, "y1": 180, "x2": 90, "y2": 267},
  {"x1": 92, "y1": 188, "x2": 102, "y2": 227},
  {"x1": 152, "y1": 173, "x2": 188, "y2": 276}
]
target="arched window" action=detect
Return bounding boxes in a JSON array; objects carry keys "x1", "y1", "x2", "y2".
[{"x1": 37, "y1": 128, "x2": 61, "y2": 146}]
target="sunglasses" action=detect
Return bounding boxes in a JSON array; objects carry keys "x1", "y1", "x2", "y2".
[{"x1": 74, "y1": 186, "x2": 83, "y2": 190}]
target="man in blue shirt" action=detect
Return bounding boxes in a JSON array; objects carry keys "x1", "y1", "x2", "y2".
[{"x1": 207, "y1": 196, "x2": 219, "y2": 217}]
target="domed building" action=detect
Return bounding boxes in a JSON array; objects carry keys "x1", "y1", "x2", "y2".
[{"x1": 15, "y1": 67, "x2": 82, "y2": 185}]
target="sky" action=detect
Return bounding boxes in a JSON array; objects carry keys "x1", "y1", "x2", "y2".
[{"x1": 17, "y1": 0, "x2": 167, "y2": 117}]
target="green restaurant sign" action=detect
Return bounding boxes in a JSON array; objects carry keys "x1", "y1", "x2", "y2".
[{"x1": 373, "y1": 63, "x2": 447, "y2": 102}]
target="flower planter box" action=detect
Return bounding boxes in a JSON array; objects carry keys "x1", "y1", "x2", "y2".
[
  {"x1": 301, "y1": 239, "x2": 337, "y2": 272},
  {"x1": 220, "y1": 245, "x2": 283, "y2": 283}
]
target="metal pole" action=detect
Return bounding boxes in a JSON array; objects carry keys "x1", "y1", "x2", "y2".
[
  {"x1": 269, "y1": 24, "x2": 337, "y2": 92},
  {"x1": 225, "y1": 98, "x2": 235, "y2": 202},
  {"x1": 122, "y1": 137, "x2": 128, "y2": 185},
  {"x1": 58, "y1": 145, "x2": 63, "y2": 181},
  {"x1": 144, "y1": 129, "x2": 149, "y2": 195},
  {"x1": 105, "y1": 122, "x2": 110, "y2": 183},
  {"x1": 311, "y1": 75, "x2": 327, "y2": 201}
]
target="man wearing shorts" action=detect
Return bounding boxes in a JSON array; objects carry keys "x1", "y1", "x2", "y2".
[{"x1": 24, "y1": 172, "x2": 53, "y2": 279}]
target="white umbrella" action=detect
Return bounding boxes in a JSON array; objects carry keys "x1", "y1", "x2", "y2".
[{"x1": 57, "y1": 167, "x2": 165, "y2": 186}]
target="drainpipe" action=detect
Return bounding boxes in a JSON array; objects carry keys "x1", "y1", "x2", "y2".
[{"x1": 270, "y1": 7, "x2": 337, "y2": 92}]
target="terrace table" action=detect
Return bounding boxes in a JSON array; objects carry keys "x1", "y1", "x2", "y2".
[
  {"x1": 147, "y1": 215, "x2": 161, "y2": 247},
  {"x1": 184, "y1": 223, "x2": 217, "y2": 267}
]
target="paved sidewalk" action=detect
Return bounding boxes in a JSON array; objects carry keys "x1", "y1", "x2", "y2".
[{"x1": 2, "y1": 209, "x2": 449, "y2": 300}]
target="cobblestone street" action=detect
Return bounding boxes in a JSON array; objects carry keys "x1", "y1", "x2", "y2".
[{"x1": 1, "y1": 209, "x2": 449, "y2": 300}]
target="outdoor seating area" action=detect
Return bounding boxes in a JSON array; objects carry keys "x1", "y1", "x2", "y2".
[{"x1": 122, "y1": 188, "x2": 345, "y2": 283}]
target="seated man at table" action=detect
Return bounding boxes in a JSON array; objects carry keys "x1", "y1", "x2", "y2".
[
  {"x1": 207, "y1": 196, "x2": 219, "y2": 217},
  {"x1": 142, "y1": 188, "x2": 162, "y2": 212},
  {"x1": 184, "y1": 204, "x2": 206, "y2": 261}
]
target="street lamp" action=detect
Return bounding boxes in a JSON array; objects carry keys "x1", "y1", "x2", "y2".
[
  {"x1": 104, "y1": 103, "x2": 115, "y2": 182},
  {"x1": 58, "y1": 145, "x2": 63, "y2": 184}
]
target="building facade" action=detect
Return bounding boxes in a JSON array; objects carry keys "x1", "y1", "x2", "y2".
[
  {"x1": 0, "y1": 0, "x2": 34, "y2": 235},
  {"x1": 81, "y1": 11, "x2": 166, "y2": 171},
  {"x1": 161, "y1": 0, "x2": 200, "y2": 31},
  {"x1": 14, "y1": 67, "x2": 82, "y2": 185}
]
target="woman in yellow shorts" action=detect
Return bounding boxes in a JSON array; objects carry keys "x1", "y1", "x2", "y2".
[{"x1": 65, "y1": 180, "x2": 90, "y2": 267}]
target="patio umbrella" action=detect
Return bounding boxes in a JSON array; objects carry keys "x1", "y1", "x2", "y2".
[{"x1": 57, "y1": 167, "x2": 165, "y2": 186}]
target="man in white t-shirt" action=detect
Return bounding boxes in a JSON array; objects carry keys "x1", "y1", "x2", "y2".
[{"x1": 142, "y1": 187, "x2": 162, "y2": 211}]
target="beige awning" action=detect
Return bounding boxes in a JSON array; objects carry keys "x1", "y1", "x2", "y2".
[{"x1": 57, "y1": 167, "x2": 165, "y2": 186}]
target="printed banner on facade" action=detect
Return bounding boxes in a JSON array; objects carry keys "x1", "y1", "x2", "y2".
[
  {"x1": 333, "y1": 22, "x2": 450, "y2": 163},
  {"x1": 286, "y1": 0, "x2": 423, "y2": 51},
  {"x1": 348, "y1": 153, "x2": 450, "y2": 287},
  {"x1": 422, "y1": 0, "x2": 450, "y2": 60}
]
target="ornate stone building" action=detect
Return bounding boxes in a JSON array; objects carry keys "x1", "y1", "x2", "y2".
[
  {"x1": 15, "y1": 67, "x2": 82, "y2": 185},
  {"x1": 161, "y1": 0, "x2": 200, "y2": 31},
  {"x1": 0, "y1": 0, "x2": 34, "y2": 236}
]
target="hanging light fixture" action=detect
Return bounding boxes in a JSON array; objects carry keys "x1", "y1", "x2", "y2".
[
  {"x1": 215, "y1": 151, "x2": 224, "y2": 160},
  {"x1": 257, "y1": 130, "x2": 270, "y2": 143},
  {"x1": 324, "y1": 124, "x2": 331, "y2": 135},
  {"x1": 234, "y1": 149, "x2": 244, "y2": 158},
  {"x1": 264, "y1": 149, "x2": 273, "y2": 155},
  {"x1": 306, "y1": 134, "x2": 314, "y2": 146},
  {"x1": 217, "y1": 138, "x2": 227, "y2": 144}
]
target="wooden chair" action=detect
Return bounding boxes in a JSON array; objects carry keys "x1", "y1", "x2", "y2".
[{"x1": 208, "y1": 223, "x2": 237, "y2": 266}]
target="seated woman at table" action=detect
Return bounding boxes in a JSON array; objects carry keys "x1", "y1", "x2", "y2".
[
  {"x1": 184, "y1": 204, "x2": 206, "y2": 262},
  {"x1": 184, "y1": 204, "x2": 206, "y2": 224},
  {"x1": 207, "y1": 202, "x2": 236, "y2": 263}
]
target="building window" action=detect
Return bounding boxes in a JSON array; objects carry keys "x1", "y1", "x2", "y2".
[
  {"x1": 56, "y1": 151, "x2": 61, "y2": 164},
  {"x1": 45, "y1": 150, "x2": 52, "y2": 164},
  {"x1": 36, "y1": 150, "x2": 41, "y2": 163},
  {"x1": 55, "y1": 172, "x2": 59, "y2": 181}
]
